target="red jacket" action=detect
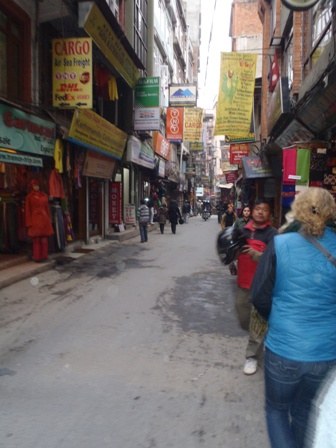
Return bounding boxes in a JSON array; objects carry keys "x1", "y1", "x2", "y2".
[
  {"x1": 26, "y1": 191, "x2": 54, "y2": 237},
  {"x1": 237, "y1": 220, "x2": 277, "y2": 289}
]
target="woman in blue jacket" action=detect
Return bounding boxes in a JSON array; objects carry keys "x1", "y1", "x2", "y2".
[{"x1": 251, "y1": 187, "x2": 336, "y2": 448}]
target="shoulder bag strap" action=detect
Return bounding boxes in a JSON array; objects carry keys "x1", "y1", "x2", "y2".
[{"x1": 300, "y1": 231, "x2": 336, "y2": 267}]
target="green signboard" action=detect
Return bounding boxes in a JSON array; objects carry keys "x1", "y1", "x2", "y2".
[
  {"x1": 0, "y1": 103, "x2": 56, "y2": 157},
  {"x1": 135, "y1": 77, "x2": 160, "y2": 108}
]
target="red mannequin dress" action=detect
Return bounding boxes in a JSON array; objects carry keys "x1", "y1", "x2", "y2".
[{"x1": 25, "y1": 181, "x2": 54, "y2": 261}]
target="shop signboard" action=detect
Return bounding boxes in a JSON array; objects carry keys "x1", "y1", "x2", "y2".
[
  {"x1": 166, "y1": 107, "x2": 184, "y2": 141},
  {"x1": 0, "y1": 151, "x2": 43, "y2": 167},
  {"x1": 157, "y1": 158, "x2": 166, "y2": 178},
  {"x1": 82, "y1": 150, "x2": 115, "y2": 179},
  {"x1": 215, "y1": 52, "x2": 257, "y2": 138},
  {"x1": 126, "y1": 136, "x2": 155, "y2": 169},
  {"x1": 68, "y1": 108, "x2": 127, "y2": 160},
  {"x1": 0, "y1": 103, "x2": 56, "y2": 157},
  {"x1": 183, "y1": 108, "x2": 203, "y2": 142},
  {"x1": 152, "y1": 131, "x2": 171, "y2": 160},
  {"x1": 134, "y1": 107, "x2": 160, "y2": 131},
  {"x1": 169, "y1": 84, "x2": 197, "y2": 107},
  {"x1": 109, "y1": 182, "x2": 122, "y2": 225},
  {"x1": 80, "y1": 2, "x2": 139, "y2": 89},
  {"x1": 242, "y1": 156, "x2": 273, "y2": 179},
  {"x1": 135, "y1": 77, "x2": 160, "y2": 108},
  {"x1": 230, "y1": 143, "x2": 249, "y2": 165},
  {"x1": 52, "y1": 37, "x2": 93, "y2": 108},
  {"x1": 189, "y1": 142, "x2": 204, "y2": 151},
  {"x1": 124, "y1": 204, "x2": 136, "y2": 225}
]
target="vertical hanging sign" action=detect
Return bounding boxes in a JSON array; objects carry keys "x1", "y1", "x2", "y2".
[
  {"x1": 109, "y1": 182, "x2": 123, "y2": 225},
  {"x1": 52, "y1": 38, "x2": 93, "y2": 108}
]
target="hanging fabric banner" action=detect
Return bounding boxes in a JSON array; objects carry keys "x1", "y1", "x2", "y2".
[
  {"x1": 183, "y1": 108, "x2": 203, "y2": 142},
  {"x1": 214, "y1": 52, "x2": 257, "y2": 138}
]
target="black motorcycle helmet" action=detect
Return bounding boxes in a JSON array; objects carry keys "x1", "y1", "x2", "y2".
[{"x1": 216, "y1": 226, "x2": 248, "y2": 265}]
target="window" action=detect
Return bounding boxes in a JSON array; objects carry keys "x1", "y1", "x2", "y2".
[
  {"x1": 134, "y1": 0, "x2": 148, "y2": 68},
  {"x1": 304, "y1": 0, "x2": 332, "y2": 72},
  {"x1": 0, "y1": 3, "x2": 30, "y2": 102}
]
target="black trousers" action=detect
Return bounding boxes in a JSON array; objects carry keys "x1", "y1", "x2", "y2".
[{"x1": 171, "y1": 222, "x2": 177, "y2": 234}]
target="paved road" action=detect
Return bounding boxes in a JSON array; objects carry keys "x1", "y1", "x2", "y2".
[{"x1": 0, "y1": 215, "x2": 269, "y2": 448}]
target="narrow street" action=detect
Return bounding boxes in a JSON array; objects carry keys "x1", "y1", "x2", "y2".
[{"x1": 0, "y1": 215, "x2": 269, "y2": 448}]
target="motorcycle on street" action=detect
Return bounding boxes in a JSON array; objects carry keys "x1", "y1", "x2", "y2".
[{"x1": 201, "y1": 210, "x2": 211, "y2": 221}]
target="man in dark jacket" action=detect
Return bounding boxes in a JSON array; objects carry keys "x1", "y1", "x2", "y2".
[
  {"x1": 168, "y1": 200, "x2": 182, "y2": 234},
  {"x1": 236, "y1": 198, "x2": 277, "y2": 375}
]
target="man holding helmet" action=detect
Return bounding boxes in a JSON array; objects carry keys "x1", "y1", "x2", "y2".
[{"x1": 218, "y1": 198, "x2": 277, "y2": 375}]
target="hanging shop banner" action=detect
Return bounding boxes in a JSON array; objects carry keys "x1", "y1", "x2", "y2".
[
  {"x1": 166, "y1": 107, "x2": 184, "y2": 141},
  {"x1": 134, "y1": 107, "x2": 160, "y2": 131},
  {"x1": 169, "y1": 84, "x2": 197, "y2": 107},
  {"x1": 183, "y1": 108, "x2": 204, "y2": 142},
  {"x1": 0, "y1": 104, "x2": 56, "y2": 157},
  {"x1": 189, "y1": 142, "x2": 204, "y2": 152},
  {"x1": 152, "y1": 132, "x2": 171, "y2": 161},
  {"x1": 82, "y1": 150, "x2": 116, "y2": 179},
  {"x1": 126, "y1": 136, "x2": 155, "y2": 169},
  {"x1": 226, "y1": 109, "x2": 256, "y2": 143},
  {"x1": 52, "y1": 38, "x2": 93, "y2": 108},
  {"x1": 135, "y1": 77, "x2": 160, "y2": 108},
  {"x1": 215, "y1": 52, "x2": 257, "y2": 137},
  {"x1": 81, "y1": 3, "x2": 139, "y2": 89},
  {"x1": 242, "y1": 156, "x2": 273, "y2": 179},
  {"x1": 68, "y1": 108, "x2": 127, "y2": 160},
  {"x1": 109, "y1": 182, "x2": 123, "y2": 225},
  {"x1": 0, "y1": 151, "x2": 43, "y2": 167},
  {"x1": 230, "y1": 143, "x2": 249, "y2": 165}
]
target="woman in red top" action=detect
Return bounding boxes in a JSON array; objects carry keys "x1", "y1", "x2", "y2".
[{"x1": 26, "y1": 180, "x2": 54, "y2": 261}]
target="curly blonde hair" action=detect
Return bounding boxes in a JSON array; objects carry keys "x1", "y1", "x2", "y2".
[{"x1": 291, "y1": 187, "x2": 336, "y2": 237}]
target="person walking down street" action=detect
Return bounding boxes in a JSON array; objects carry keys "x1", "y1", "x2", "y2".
[
  {"x1": 235, "y1": 198, "x2": 277, "y2": 375},
  {"x1": 234, "y1": 206, "x2": 251, "y2": 230},
  {"x1": 182, "y1": 200, "x2": 191, "y2": 224},
  {"x1": 145, "y1": 196, "x2": 154, "y2": 225},
  {"x1": 221, "y1": 203, "x2": 238, "y2": 229},
  {"x1": 157, "y1": 203, "x2": 168, "y2": 234},
  {"x1": 137, "y1": 199, "x2": 150, "y2": 243},
  {"x1": 251, "y1": 188, "x2": 336, "y2": 448},
  {"x1": 168, "y1": 200, "x2": 182, "y2": 234}
]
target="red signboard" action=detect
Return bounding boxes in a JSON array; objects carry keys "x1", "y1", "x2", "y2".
[
  {"x1": 226, "y1": 172, "x2": 238, "y2": 183},
  {"x1": 152, "y1": 131, "x2": 171, "y2": 160},
  {"x1": 166, "y1": 107, "x2": 184, "y2": 141},
  {"x1": 230, "y1": 143, "x2": 249, "y2": 165},
  {"x1": 109, "y1": 182, "x2": 122, "y2": 224}
]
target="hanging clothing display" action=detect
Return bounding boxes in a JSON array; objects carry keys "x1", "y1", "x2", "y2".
[
  {"x1": 49, "y1": 168, "x2": 65, "y2": 198},
  {"x1": 50, "y1": 201, "x2": 66, "y2": 252}
]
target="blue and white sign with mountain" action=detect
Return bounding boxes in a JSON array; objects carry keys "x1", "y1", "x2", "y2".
[{"x1": 169, "y1": 84, "x2": 197, "y2": 107}]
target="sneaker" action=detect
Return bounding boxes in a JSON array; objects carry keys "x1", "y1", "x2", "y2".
[{"x1": 243, "y1": 357, "x2": 258, "y2": 375}]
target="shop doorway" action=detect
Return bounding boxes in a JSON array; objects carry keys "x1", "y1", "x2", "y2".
[{"x1": 88, "y1": 179, "x2": 102, "y2": 237}]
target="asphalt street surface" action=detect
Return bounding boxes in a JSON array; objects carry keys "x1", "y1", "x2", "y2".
[{"x1": 0, "y1": 214, "x2": 269, "y2": 448}]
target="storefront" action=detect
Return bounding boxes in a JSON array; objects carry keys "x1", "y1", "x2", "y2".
[
  {"x1": 0, "y1": 100, "x2": 58, "y2": 256},
  {"x1": 266, "y1": 62, "x2": 336, "y2": 224},
  {"x1": 67, "y1": 108, "x2": 127, "y2": 243}
]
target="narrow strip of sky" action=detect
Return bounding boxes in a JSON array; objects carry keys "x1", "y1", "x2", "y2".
[{"x1": 198, "y1": 0, "x2": 232, "y2": 109}]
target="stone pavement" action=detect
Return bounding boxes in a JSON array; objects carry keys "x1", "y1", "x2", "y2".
[{"x1": 0, "y1": 224, "x2": 158, "y2": 290}]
